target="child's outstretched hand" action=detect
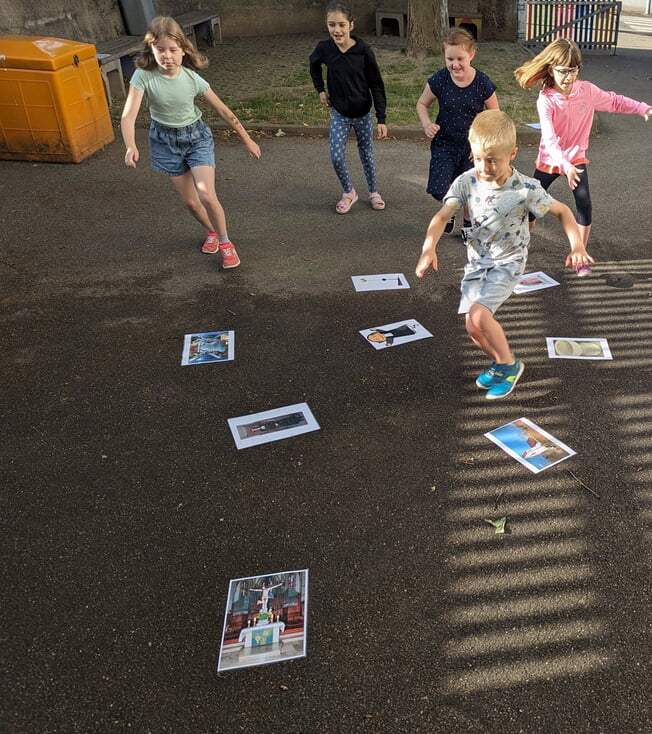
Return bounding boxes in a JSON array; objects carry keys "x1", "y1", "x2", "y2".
[
  {"x1": 415, "y1": 248, "x2": 439, "y2": 278},
  {"x1": 565, "y1": 248, "x2": 595, "y2": 269},
  {"x1": 124, "y1": 147, "x2": 139, "y2": 168},
  {"x1": 643, "y1": 107, "x2": 651, "y2": 122},
  {"x1": 245, "y1": 138, "x2": 262, "y2": 159},
  {"x1": 565, "y1": 164, "x2": 584, "y2": 190}
]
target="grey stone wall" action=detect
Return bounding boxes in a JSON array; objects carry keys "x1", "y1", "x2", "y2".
[{"x1": 0, "y1": 0, "x2": 516, "y2": 45}]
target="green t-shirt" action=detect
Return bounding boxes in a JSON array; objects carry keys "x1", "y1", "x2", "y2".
[{"x1": 130, "y1": 66, "x2": 210, "y2": 127}]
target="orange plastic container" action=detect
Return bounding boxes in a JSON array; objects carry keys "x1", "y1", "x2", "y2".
[{"x1": 0, "y1": 35, "x2": 115, "y2": 163}]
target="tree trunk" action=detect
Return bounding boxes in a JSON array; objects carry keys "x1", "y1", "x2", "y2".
[{"x1": 407, "y1": 0, "x2": 450, "y2": 59}]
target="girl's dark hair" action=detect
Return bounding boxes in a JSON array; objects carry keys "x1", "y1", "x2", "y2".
[
  {"x1": 136, "y1": 16, "x2": 208, "y2": 71},
  {"x1": 325, "y1": 1, "x2": 353, "y2": 22}
]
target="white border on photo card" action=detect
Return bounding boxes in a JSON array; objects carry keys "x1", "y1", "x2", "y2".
[
  {"x1": 181, "y1": 330, "x2": 234, "y2": 366},
  {"x1": 360, "y1": 319, "x2": 433, "y2": 350},
  {"x1": 351, "y1": 274, "x2": 410, "y2": 291},
  {"x1": 512, "y1": 271, "x2": 560, "y2": 294},
  {"x1": 485, "y1": 417, "x2": 576, "y2": 474},
  {"x1": 217, "y1": 569, "x2": 309, "y2": 672},
  {"x1": 546, "y1": 337, "x2": 612, "y2": 360},
  {"x1": 228, "y1": 402, "x2": 320, "y2": 449}
]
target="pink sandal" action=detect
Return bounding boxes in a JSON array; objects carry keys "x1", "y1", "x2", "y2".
[
  {"x1": 336, "y1": 189, "x2": 358, "y2": 214},
  {"x1": 369, "y1": 192, "x2": 385, "y2": 211}
]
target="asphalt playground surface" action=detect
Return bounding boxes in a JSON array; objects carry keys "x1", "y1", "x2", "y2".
[{"x1": 2, "y1": 21, "x2": 651, "y2": 734}]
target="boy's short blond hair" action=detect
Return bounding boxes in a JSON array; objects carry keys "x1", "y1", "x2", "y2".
[{"x1": 468, "y1": 110, "x2": 517, "y2": 152}]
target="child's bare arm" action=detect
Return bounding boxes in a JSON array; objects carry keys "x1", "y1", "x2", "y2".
[
  {"x1": 484, "y1": 92, "x2": 500, "y2": 110},
  {"x1": 120, "y1": 86, "x2": 144, "y2": 167},
  {"x1": 416, "y1": 84, "x2": 440, "y2": 139},
  {"x1": 415, "y1": 205, "x2": 455, "y2": 277},
  {"x1": 547, "y1": 200, "x2": 595, "y2": 267},
  {"x1": 204, "y1": 89, "x2": 261, "y2": 159}
]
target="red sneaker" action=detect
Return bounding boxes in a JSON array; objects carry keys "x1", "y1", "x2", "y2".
[
  {"x1": 201, "y1": 231, "x2": 219, "y2": 254},
  {"x1": 219, "y1": 242, "x2": 240, "y2": 269}
]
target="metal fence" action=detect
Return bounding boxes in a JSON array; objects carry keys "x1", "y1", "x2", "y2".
[{"x1": 517, "y1": 0, "x2": 622, "y2": 52}]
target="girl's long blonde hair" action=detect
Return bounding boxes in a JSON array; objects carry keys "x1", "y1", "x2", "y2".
[
  {"x1": 136, "y1": 16, "x2": 208, "y2": 71},
  {"x1": 514, "y1": 38, "x2": 582, "y2": 89}
]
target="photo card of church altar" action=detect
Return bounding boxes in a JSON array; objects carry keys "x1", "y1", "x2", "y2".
[{"x1": 217, "y1": 569, "x2": 309, "y2": 672}]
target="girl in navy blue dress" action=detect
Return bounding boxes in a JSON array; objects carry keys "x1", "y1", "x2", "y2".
[{"x1": 416, "y1": 28, "x2": 498, "y2": 234}]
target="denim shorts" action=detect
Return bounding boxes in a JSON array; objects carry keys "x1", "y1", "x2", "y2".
[
  {"x1": 458, "y1": 260, "x2": 525, "y2": 315},
  {"x1": 149, "y1": 118, "x2": 215, "y2": 176}
]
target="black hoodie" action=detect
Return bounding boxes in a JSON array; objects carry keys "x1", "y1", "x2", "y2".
[{"x1": 309, "y1": 36, "x2": 387, "y2": 124}]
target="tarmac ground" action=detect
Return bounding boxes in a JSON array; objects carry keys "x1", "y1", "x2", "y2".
[{"x1": 1, "y1": 21, "x2": 651, "y2": 734}]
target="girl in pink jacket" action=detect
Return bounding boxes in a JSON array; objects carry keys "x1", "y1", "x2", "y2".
[{"x1": 515, "y1": 38, "x2": 650, "y2": 276}]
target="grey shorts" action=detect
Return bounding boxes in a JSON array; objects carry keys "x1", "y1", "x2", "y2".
[
  {"x1": 458, "y1": 260, "x2": 525, "y2": 315},
  {"x1": 149, "y1": 119, "x2": 215, "y2": 176}
]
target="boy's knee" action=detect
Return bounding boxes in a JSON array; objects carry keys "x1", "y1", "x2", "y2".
[{"x1": 466, "y1": 303, "x2": 491, "y2": 332}]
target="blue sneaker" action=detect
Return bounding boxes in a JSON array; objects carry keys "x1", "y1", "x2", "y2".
[
  {"x1": 476, "y1": 361, "x2": 498, "y2": 389},
  {"x1": 486, "y1": 360, "x2": 525, "y2": 400}
]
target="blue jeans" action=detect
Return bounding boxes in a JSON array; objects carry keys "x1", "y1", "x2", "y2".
[
  {"x1": 329, "y1": 109, "x2": 378, "y2": 193},
  {"x1": 149, "y1": 118, "x2": 215, "y2": 176}
]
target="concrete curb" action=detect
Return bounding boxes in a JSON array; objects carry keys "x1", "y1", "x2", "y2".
[{"x1": 208, "y1": 121, "x2": 546, "y2": 147}]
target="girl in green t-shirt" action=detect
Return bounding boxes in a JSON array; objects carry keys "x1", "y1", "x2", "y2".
[{"x1": 121, "y1": 16, "x2": 261, "y2": 269}]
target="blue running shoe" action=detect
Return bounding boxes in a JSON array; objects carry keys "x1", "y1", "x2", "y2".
[
  {"x1": 486, "y1": 360, "x2": 525, "y2": 400},
  {"x1": 476, "y1": 361, "x2": 498, "y2": 389}
]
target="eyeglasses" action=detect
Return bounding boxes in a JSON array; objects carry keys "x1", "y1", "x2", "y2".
[{"x1": 552, "y1": 67, "x2": 580, "y2": 77}]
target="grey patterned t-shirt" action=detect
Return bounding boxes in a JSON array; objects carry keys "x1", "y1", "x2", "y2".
[{"x1": 444, "y1": 167, "x2": 553, "y2": 268}]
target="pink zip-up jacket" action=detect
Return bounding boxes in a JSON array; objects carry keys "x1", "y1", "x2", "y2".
[{"x1": 536, "y1": 80, "x2": 649, "y2": 174}]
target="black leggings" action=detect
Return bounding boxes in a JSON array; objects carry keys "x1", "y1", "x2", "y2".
[{"x1": 529, "y1": 166, "x2": 592, "y2": 226}]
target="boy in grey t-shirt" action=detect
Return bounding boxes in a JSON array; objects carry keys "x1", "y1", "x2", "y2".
[{"x1": 415, "y1": 110, "x2": 593, "y2": 400}]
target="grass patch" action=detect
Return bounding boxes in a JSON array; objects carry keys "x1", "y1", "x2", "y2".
[{"x1": 111, "y1": 33, "x2": 538, "y2": 129}]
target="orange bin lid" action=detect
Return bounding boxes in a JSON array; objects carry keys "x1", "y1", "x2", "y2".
[{"x1": 0, "y1": 35, "x2": 97, "y2": 70}]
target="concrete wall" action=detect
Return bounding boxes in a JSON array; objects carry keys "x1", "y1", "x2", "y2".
[
  {"x1": 214, "y1": 0, "x2": 377, "y2": 37},
  {"x1": 0, "y1": 0, "x2": 126, "y2": 43},
  {"x1": 0, "y1": 0, "x2": 522, "y2": 45}
]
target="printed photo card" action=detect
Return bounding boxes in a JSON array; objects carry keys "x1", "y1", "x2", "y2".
[
  {"x1": 485, "y1": 417, "x2": 576, "y2": 474},
  {"x1": 217, "y1": 569, "x2": 309, "y2": 672},
  {"x1": 228, "y1": 403, "x2": 319, "y2": 449},
  {"x1": 351, "y1": 274, "x2": 410, "y2": 291},
  {"x1": 181, "y1": 331, "x2": 234, "y2": 365},
  {"x1": 512, "y1": 271, "x2": 560, "y2": 294},
  {"x1": 546, "y1": 337, "x2": 612, "y2": 360},
  {"x1": 360, "y1": 320, "x2": 433, "y2": 350}
]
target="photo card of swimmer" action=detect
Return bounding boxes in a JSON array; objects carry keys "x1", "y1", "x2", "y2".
[
  {"x1": 351, "y1": 273, "x2": 410, "y2": 291},
  {"x1": 512, "y1": 271, "x2": 560, "y2": 294},
  {"x1": 181, "y1": 330, "x2": 234, "y2": 366},
  {"x1": 546, "y1": 337, "x2": 612, "y2": 360},
  {"x1": 228, "y1": 402, "x2": 320, "y2": 449},
  {"x1": 360, "y1": 319, "x2": 433, "y2": 350},
  {"x1": 217, "y1": 569, "x2": 309, "y2": 672},
  {"x1": 485, "y1": 417, "x2": 576, "y2": 474}
]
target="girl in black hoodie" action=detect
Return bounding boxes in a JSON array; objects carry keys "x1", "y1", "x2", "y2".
[{"x1": 310, "y1": 1, "x2": 388, "y2": 214}]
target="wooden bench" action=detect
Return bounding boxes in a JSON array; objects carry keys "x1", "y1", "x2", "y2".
[
  {"x1": 176, "y1": 10, "x2": 222, "y2": 48},
  {"x1": 94, "y1": 12, "x2": 221, "y2": 107},
  {"x1": 95, "y1": 36, "x2": 142, "y2": 106}
]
